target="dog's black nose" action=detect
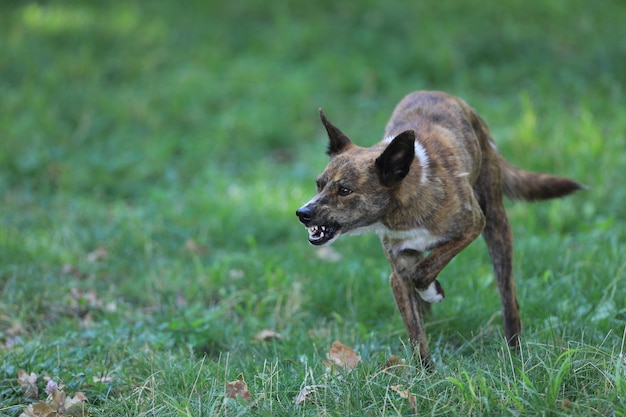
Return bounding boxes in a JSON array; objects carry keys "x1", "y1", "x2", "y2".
[{"x1": 296, "y1": 206, "x2": 312, "y2": 224}]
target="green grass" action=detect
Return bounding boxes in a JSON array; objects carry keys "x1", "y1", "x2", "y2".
[{"x1": 1, "y1": 0, "x2": 625, "y2": 415}]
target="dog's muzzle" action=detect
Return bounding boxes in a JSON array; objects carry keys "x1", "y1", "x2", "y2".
[
  {"x1": 296, "y1": 206, "x2": 313, "y2": 224},
  {"x1": 296, "y1": 205, "x2": 338, "y2": 246}
]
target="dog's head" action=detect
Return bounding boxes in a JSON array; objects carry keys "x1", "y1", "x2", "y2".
[{"x1": 296, "y1": 109, "x2": 416, "y2": 246}]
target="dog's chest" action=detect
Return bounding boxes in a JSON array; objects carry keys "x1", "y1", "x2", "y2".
[{"x1": 376, "y1": 224, "x2": 443, "y2": 252}]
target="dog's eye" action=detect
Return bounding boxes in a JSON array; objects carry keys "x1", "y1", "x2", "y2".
[{"x1": 338, "y1": 186, "x2": 353, "y2": 196}]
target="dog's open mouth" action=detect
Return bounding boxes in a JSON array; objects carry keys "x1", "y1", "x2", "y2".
[{"x1": 306, "y1": 225, "x2": 338, "y2": 245}]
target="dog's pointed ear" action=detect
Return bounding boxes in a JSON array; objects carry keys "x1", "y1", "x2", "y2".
[
  {"x1": 375, "y1": 130, "x2": 415, "y2": 186},
  {"x1": 319, "y1": 108, "x2": 353, "y2": 157}
]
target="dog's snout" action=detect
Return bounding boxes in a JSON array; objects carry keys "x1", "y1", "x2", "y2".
[{"x1": 296, "y1": 206, "x2": 313, "y2": 224}]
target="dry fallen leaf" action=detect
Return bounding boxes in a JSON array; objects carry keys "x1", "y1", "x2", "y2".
[
  {"x1": 323, "y1": 341, "x2": 361, "y2": 372},
  {"x1": 87, "y1": 246, "x2": 108, "y2": 263},
  {"x1": 92, "y1": 375, "x2": 115, "y2": 383},
  {"x1": 408, "y1": 392, "x2": 418, "y2": 414},
  {"x1": 185, "y1": 238, "x2": 208, "y2": 255},
  {"x1": 225, "y1": 379, "x2": 252, "y2": 402},
  {"x1": 254, "y1": 329, "x2": 282, "y2": 342},
  {"x1": 20, "y1": 402, "x2": 54, "y2": 417},
  {"x1": 49, "y1": 383, "x2": 87, "y2": 417},
  {"x1": 17, "y1": 370, "x2": 38, "y2": 399},
  {"x1": 19, "y1": 382, "x2": 87, "y2": 417},
  {"x1": 390, "y1": 385, "x2": 409, "y2": 399},
  {"x1": 383, "y1": 354, "x2": 406, "y2": 371},
  {"x1": 295, "y1": 384, "x2": 326, "y2": 405},
  {"x1": 67, "y1": 288, "x2": 104, "y2": 327},
  {"x1": 69, "y1": 288, "x2": 102, "y2": 308},
  {"x1": 61, "y1": 264, "x2": 86, "y2": 278},
  {"x1": 62, "y1": 391, "x2": 88, "y2": 416},
  {"x1": 391, "y1": 385, "x2": 417, "y2": 414}
]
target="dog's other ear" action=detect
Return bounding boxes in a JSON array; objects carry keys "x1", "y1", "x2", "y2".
[
  {"x1": 319, "y1": 108, "x2": 353, "y2": 157},
  {"x1": 375, "y1": 130, "x2": 415, "y2": 186}
]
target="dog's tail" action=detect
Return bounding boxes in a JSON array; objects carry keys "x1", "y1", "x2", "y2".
[{"x1": 499, "y1": 156, "x2": 584, "y2": 201}]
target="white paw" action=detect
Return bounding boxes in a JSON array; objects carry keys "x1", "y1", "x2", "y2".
[{"x1": 417, "y1": 280, "x2": 445, "y2": 303}]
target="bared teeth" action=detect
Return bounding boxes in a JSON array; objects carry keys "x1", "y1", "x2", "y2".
[{"x1": 306, "y1": 225, "x2": 328, "y2": 238}]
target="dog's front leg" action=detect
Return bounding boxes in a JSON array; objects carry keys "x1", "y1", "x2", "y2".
[
  {"x1": 384, "y1": 246, "x2": 434, "y2": 368},
  {"x1": 389, "y1": 271, "x2": 433, "y2": 368},
  {"x1": 412, "y1": 211, "x2": 486, "y2": 297}
]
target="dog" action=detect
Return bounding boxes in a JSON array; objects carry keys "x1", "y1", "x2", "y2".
[{"x1": 296, "y1": 91, "x2": 583, "y2": 367}]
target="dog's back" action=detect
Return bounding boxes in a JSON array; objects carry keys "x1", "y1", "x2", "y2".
[{"x1": 383, "y1": 91, "x2": 582, "y2": 203}]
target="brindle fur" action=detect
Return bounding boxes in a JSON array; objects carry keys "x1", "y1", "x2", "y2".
[{"x1": 296, "y1": 91, "x2": 582, "y2": 367}]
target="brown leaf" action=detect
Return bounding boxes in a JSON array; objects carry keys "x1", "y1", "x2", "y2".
[
  {"x1": 19, "y1": 402, "x2": 56, "y2": 417},
  {"x1": 61, "y1": 264, "x2": 85, "y2": 278},
  {"x1": 254, "y1": 329, "x2": 282, "y2": 342},
  {"x1": 69, "y1": 288, "x2": 102, "y2": 308},
  {"x1": 391, "y1": 385, "x2": 417, "y2": 414},
  {"x1": 63, "y1": 391, "x2": 87, "y2": 417},
  {"x1": 383, "y1": 354, "x2": 406, "y2": 371},
  {"x1": 18, "y1": 404, "x2": 36, "y2": 417},
  {"x1": 92, "y1": 376, "x2": 115, "y2": 383},
  {"x1": 17, "y1": 370, "x2": 38, "y2": 399},
  {"x1": 390, "y1": 385, "x2": 409, "y2": 399},
  {"x1": 50, "y1": 388, "x2": 66, "y2": 412},
  {"x1": 295, "y1": 384, "x2": 326, "y2": 405},
  {"x1": 44, "y1": 382, "x2": 87, "y2": 417},
  {"x1": 68, "y1": 288, "x2": 103, "y2": 326},
  {"x1": 79, "y1": 312, "x2": 94, "y2": 328},
  {"x1": 185, "y1": 238, "x2": 207, "y2": 255},
  {"x1": 322, "y1": 341, "x2": 361, "y2": 372},
  {"x1": 87, "y1": 246, "x2": 108, "y2": 263},
  {"x1": 225, "y1": 379, "x2": 252, "y2": 402},
  {"x1": 385, "y1": 355, "x2": 400, "y2": 367},
  {"x1": 407, "y1": 392, "x2": 417, "y2": 414}
]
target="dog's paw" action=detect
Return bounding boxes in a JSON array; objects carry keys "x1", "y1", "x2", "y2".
[{"x1": 417, "y1": 280, "x2": 445, "y2": 303}]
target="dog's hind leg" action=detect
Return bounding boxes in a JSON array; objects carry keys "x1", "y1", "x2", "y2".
[
  {"x1": 475, "y1": 151, "x2": 521, "y2": 347},
  {"x1": 481, "y1": 200, "x2": 521, "y2": 347}
]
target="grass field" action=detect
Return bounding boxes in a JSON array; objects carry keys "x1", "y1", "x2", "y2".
[{"x1": 1, "y1": 0, "x2": 626, "y2": 415}]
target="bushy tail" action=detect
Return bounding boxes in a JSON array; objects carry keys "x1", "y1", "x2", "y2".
[{"x1": 499, "y1": 156, "x2": 584, "y2": 201}]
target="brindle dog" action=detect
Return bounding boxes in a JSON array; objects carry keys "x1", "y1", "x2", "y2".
[{"x1": 296, "y1": 91, "x2": 582, "y2": 367}]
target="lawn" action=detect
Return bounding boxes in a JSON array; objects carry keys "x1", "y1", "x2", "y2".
[{"x1": 1, "y1": 0, "x2": 625, "y2": 415}]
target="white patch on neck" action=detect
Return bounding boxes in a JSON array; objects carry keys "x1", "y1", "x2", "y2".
[{"x1": 382, "y1": 136, "x2": 429, "y2": 184}]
